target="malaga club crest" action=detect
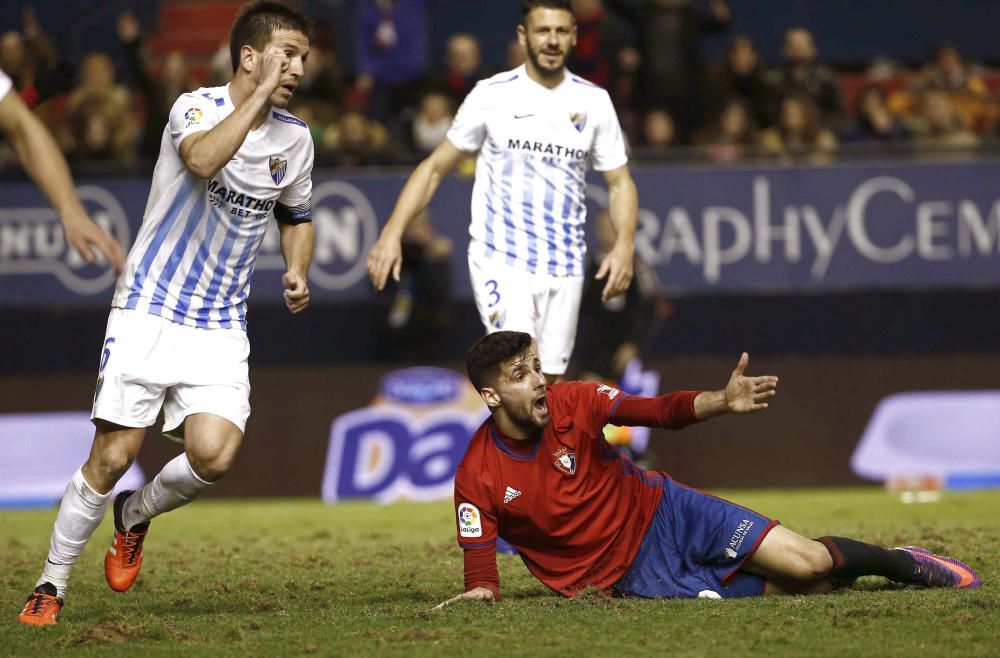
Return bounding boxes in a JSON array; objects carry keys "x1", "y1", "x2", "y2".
[
  {"x1": 552, "y1": 447, "x2": 576, "y2": 476},
  {"x1": 570, "y1": 111, "x2": 587, "y2": 132},
  {"x1": 269, "y1": 155, "x2": 288, "y2": 185}
]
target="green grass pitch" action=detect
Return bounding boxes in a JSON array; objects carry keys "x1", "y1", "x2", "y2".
[{"x1": 2, "y1": 488, "x2": 997, "y2": 657}]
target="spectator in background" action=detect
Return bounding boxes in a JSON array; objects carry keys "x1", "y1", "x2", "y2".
[
  {"x1": 66, "y1": 99, "x2": 120, "y2": 165},
  {"x1": 288, "y1": 102, "x2": 335, "y2": 161},
  {"x1": 633, "y1": 108, "x2": 676, "y2": 159},
  {"x1": 844, "y1": 84, "x2": 908, "y2": 145},
  {"x1": 118, "y1": 12, "x2": 199, "y2": 159},
  {"x1": 758, "y1": 94, "x2": 837, "y2": 161},
  {"x1": 62, "y1": 52, "x2": 136, "y2": 165},
  {"x1": 353, "y1": 0, "x2": 429, "y2": 126},
  {"x1": 410, "y1": 89, "x2": 453, "y2": 155},
  {"x1": 327, "y1": 109, "x2": 393, "y2": 166},
  {"x1": 0, "y1": 31, "x2": 27, "y2": 87},
  {"x1": 909, "y1": 43, "x2": 998, "y2": 136},
  {"x1": 698, "y1": 96, "x2": 758, "y2": 162},
  {"x1": 1, "y1": 8, "x2": 75, "y2": 110},
  {"x1": 576, "y1": 210, "x2": 663, "y2": 385},
  {"x1": 505, "y1": 38, "x2": 526, "y2": 69},
  {"x1": 289, "y1": 46, "x2": 348, "y2": 155},
  {"x1": 909, "y1": 88, "x2": 979, "y2": 151},
  {"x1": 709, "y1": 35, "x2": 771, "y2": 130},
  {"x1": 294, "y1": 44, "x2": 347, "y2": 111},
  {"x1": 438, "y1": 33, "x2": 484, "y2": 105},
  {"x1": 765, "y1": 27, "x2": 845, "y2": 130},
  {"x1": 209, "y1": 39, "x2": 232, "y2": 87},
  {"x1": 571, "y1": 0, "x2": 630, "y2": 89},
  {"x1": 382, "y1": 211, "x2": 454, "y2": 358},
  {"x1": 612, "y1": 0, "x2": 730, "y2": 143}
]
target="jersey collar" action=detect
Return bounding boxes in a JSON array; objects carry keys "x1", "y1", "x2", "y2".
[{"x1": 489, "y1": 421, "x2": 542, "y2": 461}]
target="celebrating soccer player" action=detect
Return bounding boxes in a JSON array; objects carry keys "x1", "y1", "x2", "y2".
[
  {"x1": 18, "y1": 1, "x2": 315, "y2": 625},
  {"x1": 437, "y1": 331, "x2": 980, "y2": 607},
  {"x1": 367, "y1": 0, "x2": 638, "y2": 383}
]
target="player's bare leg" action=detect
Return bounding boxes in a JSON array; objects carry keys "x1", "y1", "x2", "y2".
[
  {"x1": 740, "y1": 525, "x2": 835, "y2": 595},
  {"x1": 106, "y1": 413, "x2": 243, "y2": 592},
  {"x1": 19, "y1": 422, "x2": 145, "y2": 624},
  {"x1": 742, "y1": 525, "x2": 980, "y2": 593}
]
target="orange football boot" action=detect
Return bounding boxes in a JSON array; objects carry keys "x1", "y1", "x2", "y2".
[
  {"x1": 17, "y1": 583, "x2": 62, "y2": 626},
  {"x1": 104, "y1": 490, "x2": 150, "y2": 592}
]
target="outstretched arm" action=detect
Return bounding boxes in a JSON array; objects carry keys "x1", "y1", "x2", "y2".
[
  {"x1": 607, "y1": 353, "x2": 777, "y2": 428},
  {"x1": 0, "y1": 87, "x2": 125, "y2": 272},
  {"x1": 366, "y1": 139, "x2": 468, "y2": 290}
]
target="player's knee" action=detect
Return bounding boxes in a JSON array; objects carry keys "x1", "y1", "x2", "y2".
[
  {"x1": 86, "y1": 446, "x2": 135, "y2": 485},
  {"x1": 187, "y1": 447, "x2": 238, "y2": 482},
  {"x1": 798, "y1": 541, "x2": 834, "y2": 580}
]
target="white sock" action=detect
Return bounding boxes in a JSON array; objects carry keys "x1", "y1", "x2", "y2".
[
  {"x1": 36, "y1": 468, "x2": 112, "y2": 599},
  {"x1": 121, "y1": 453, "x2": 212, "y2": 529}
]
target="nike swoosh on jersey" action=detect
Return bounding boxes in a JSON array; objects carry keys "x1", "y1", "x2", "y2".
[{"x1": 514, "y1": 113, "x2": 534, "y2": 119}]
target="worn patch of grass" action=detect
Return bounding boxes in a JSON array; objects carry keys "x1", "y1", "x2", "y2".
[{"x1": 2, "y1": 488, "x2": 997, "y2": 657}]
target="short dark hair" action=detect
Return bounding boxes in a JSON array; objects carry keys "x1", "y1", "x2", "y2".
[
  {"x1": 466, "y1": 331, "x2": 534, "y2": 391},
  {"x1": 521, "y1": 0, "x2": 573, "y2": 23},
  {"x1": 230, "y1": 1, "x2": 314, "y2": 72}
]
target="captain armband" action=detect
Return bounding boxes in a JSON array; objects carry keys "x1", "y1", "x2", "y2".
[{"x1": 274, "y1": 200, "x2": 312, "y2": 225}]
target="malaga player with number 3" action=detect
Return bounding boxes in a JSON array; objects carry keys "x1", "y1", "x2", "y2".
[
  {"x1": 18, "y1": 1, "x2": 315, "y2": 625},
  {"x1": 439, "y1": 331, "x2": 980, "y2": 607},
  {"x1": 367, "y1": 0, "x2": 638, "y2": 382}
]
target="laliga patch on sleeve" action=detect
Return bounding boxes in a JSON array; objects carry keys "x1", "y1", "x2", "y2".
[
  {"x1": 457, "y1": 502, "x2": 482, "y2": 537},
  {"x1": 184, "y1": 106, "x2": 205, "y2": 128}
]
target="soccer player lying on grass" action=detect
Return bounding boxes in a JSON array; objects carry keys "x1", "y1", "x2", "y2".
[{"x1": 438, "y1": 331, "x2": 981, "y2": 607}]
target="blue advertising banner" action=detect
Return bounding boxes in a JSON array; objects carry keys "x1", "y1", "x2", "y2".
[{"x1": 2, "y1": 158, "x2": 1000, "y2": 306}]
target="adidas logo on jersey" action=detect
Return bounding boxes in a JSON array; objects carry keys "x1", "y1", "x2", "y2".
[{"x1": 503, "y1": 486, "x2": 522, "y2": 504}]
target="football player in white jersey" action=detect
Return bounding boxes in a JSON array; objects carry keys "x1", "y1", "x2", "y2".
[
  {"x1": 19, "y1": 1, "x2": 315, "y2": 626},
  {"x1": 367, "y1": 0, "x2": 638, "y2": 382},
  {"x1": 0, "y1": 65, "x2": 124, "y2": 273}
]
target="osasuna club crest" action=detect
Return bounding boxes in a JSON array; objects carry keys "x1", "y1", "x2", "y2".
[
  {"x1": 570, "y1": 111, "x2": 587, "y2": 132},
  {"x1": 553, "y1": 446, "x2": 576, "y2": 476},
  {"x1": 269, "y1": 155, "x2": 288, "y2": 185}
]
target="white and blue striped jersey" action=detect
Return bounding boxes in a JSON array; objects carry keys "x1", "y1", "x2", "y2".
[
  {"x1": 446, "y1": 65, "x2": 627, "y2": 278},
  {"x1": 112, "y1": 85, "x2": 314, "y2": 330}
]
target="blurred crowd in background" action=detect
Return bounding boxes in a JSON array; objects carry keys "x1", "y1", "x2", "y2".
[{"x1": 2, "y1": 0, "x2": 1000, "y2": 173}]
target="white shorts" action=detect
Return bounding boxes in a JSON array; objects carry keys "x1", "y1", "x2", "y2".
[
  {"x1": 91, "y1": 308, "x2": 251, "y2": 442},
  {"x1": 468, "y1": 253, "x2": 584, "y2": 375}
]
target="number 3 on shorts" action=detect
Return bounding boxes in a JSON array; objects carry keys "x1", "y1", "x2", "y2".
[{"x1": 485, "y1": 280, "x2": 500, "y2": 308}]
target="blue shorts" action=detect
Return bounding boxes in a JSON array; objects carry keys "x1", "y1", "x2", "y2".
[{"x1": 614, "y1": 476, "x2": 778, "y2": 599}]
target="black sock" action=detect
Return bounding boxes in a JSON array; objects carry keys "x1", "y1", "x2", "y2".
[{"x1": 817, "y1": 536, "x2": 917, "y2": 583}]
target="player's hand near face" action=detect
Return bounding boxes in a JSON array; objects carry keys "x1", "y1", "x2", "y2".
[
  {"x1": 62, "y1": 209, "x2": 126, "y2": 274},
  {"x1": 366, "y1": 233, "x2": 402, "y2": 291},
  {"x1": 432, "y1": 587, "x2": 495, "y2": 610},
  {"x1": 595, "y1": 242, "x2": 634, "y2": 301},
  {"x1": 256, "y1": 45, "x2": 289, "y2": 96},
  {"x1": 724, "y1": 352, "x2": 777, "y2": 413},
  {"x1": 282, "y1": 270, "x2": 310, "y2": 313}
]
